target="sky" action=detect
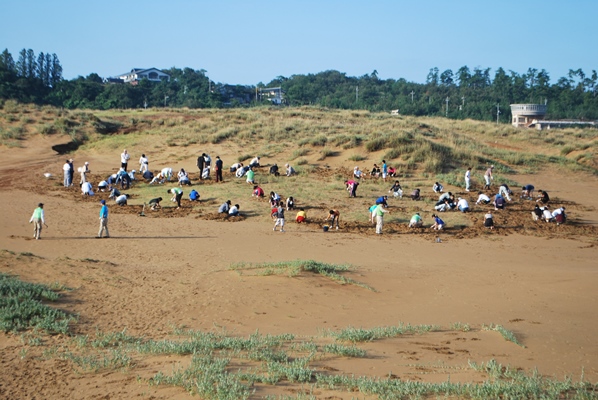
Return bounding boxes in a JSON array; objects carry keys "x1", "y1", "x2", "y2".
[{"x1": 2, "y1": 0, "x2": 597, "y2": 86}]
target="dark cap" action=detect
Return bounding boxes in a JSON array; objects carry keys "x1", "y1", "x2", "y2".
[
  {"x1": 38, "y1": 203, "x2": 44, "y2": 207},
  {"x1": 100, "y1": 200, "x2": 106, "y2": 205}
]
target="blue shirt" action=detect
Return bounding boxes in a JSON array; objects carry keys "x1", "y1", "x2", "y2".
[
  {"x1": 434, "y1": 216, "x2": 444, "y2": 225},
  {"x1": 99, "y1": 205, "x2": 108, "y2": 218}
]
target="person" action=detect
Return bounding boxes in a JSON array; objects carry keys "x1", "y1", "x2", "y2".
[
  {"x1": 457, "y1": 197, "x2": 470, "y2": 212},
  {"x1": 285, "y1": 163, "x2": 296, "y2": 177},
  {"x1": 162, "y1": 167, "x2": 173, "y2": 181},
  {"x1": 439, "y1": 191, "x2": 452, "y2": 202},
  {"x1": 150, "y1": 172, "x2": 165, "y2": 185},
  {"x1": 269, "y1": 164, "x2": 280, "y2": 176},
  {"x1": 29, "y1": 203, "x2": 48, "y2": 240},
  {"x1": 79, "y1": 162, "x2": 90, "y2": 185},
  {"x1": 521, "y1": 184, "x2": 535, "y2": 199},
  {"x1": 552, "y1": 207, "x2": 566, "y2": 225},
  {"x1": 537, "y1": 190, "x2": 550, "y2": 205},
  {"x1": 117, "y1": 168, "x2": 132, "y2": 189},
  {"x1": 381, "y1": 160, "x2": 388, "y2": 181},
  {"x1": 214, "y1": 156, "x2": 223, "y2": 182},
  {"x1": 168, "y1": 187, "x2": 183, "y2": 209},
  {"x1": 353, "y1": 166, "x2": 364, "y2": 180},
  {"x1": 189, "y1": 189, "x2": 200, "y2": 201},
  {"x1": 143, "y1": 170, "x2": 154, "y2": 181},
  {"x1": 230, "y1": 162, "x2": 243, "y2": 173},
  {"x1": 218, "y1": 200, "x2": 231, "y2": 214},
  {"x1": 389, "y1": 181, "x2": 403, "y2": 198},
  {"x1": 296, "y1": 208, "x2": 307, "y2": 223},
  {"x1": 344, "y1": 180, "x2": 359, "y2": 197},
  {"x1": 229, "y1": 204, "x2": 240, "y2": 216},
  {"x1": 286, "y1": 196, "x2": 295, "y2": 211},
  {"x1": 67, "y1": 159, "x2": 75, "y2": 187},
  {"x1": 369, "y1": 204, "x2": 379, "y2": 224},
  {"x1": 98, "y1": 180, "x2": 109, "y2": 192},
  {"x1": 494, "y1": 193, "x2": 506, "y2": 210},
  {"x1": 269, "y1": 191, "x2": 281, "y2": 207},
  {"x1": 121, "y1": 149, "x2": 130, "y2": 171},
  {"x1": 139, "y1": 154, "x2": 149, "y2": 173},
  {"x1": 431, "y1": 214, "x2": 445, "y2": 230},
  {"x1": 249, "y1": 156, "x2": 260, "y2": 168},
  {"x1": 465, "y1": 167, "x2": 472, "y2": 192},
  {"x1": 149, "y1": 197, "x2": 162, "y2": 210},
  {"x1": 498, "y1": 184, "x2": 512, "y2": 201},
  {"x1": 81, "y1": 181, "x2": 94, "y2": 196},
  {"x1": 542, "y1": 206, "x2": 553, "y2": 222},
  {"x1": 203, "y1": 153, "x2": 212, "y2": 169},
  {"x1": 375, "y1": 195, "x2": 388, "y2": 208},
  {"x1": 432, "y1": 182, "x2": 444, "y2": 193},
  {"x1": 272, "y1": 201, "x2": 285, "y2": 232},
  {"x1": 246, "y1": 167, "x2": 255, "y2": 184},
  {"x1": 98, "y1": 200, "x2": 109, "y2": 238},
  {"x1": 236, "y1": 165, "x2": 250, "y2": 178},
  {"x1": 326, "y1": 209, "x2": 340, "y2": 230},
  {"x1": 484, "y1": 211, "x2": 494, "y2": 229},
  {"x1": 410, "y1": 188, "x2": 421, "y2": 201},
  {"x1": 373, "y1": 203, "x2": 389, "y2": 234},
  {"x1": 476, "y1": 192, "x2": 491, "y2": 205},
  {"x1": 446, "y1": 194, "x2": 457, "y2": 210},
  {"x1": 197, "y1": 154, "x2": 205, "y2": 177},
  {"x1": 434, "y1": 198, "x2": 450, "y2": 212},
  {"x1": 178, "y1": 168, "x2": 191, "y2": 186},
  {"x1": 252, "y1": 185, "x2": 264, "y2": 198},
  {"x1": 109, "y1": 187, "x2": 120, "y2": 200},
  {"x1": 387, "y1": 166, "x2": 397, "y2": 177},
  {"x1": 370, "y1": 164, "x2": 380, "y2": 178},
  {"x1": 484, "y1": 165, "x2": 494, "y2": 190},
  {"x1": 115, "y1": 194, "x2": 130, "y2": 206},
  {"x1": 532, "y1": 204, "x2": 543, "y2": 221},
  {"x1": 409, "y1": 212, "x2": 423, "y2": 228},
  {"x1": 63, "y1": 159, "x2": 71, "y2": 187}
]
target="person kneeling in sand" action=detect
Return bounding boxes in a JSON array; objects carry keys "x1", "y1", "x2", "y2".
[
  {"x1": 430, "y1": 214, "x2": 445, "y2": 230},
  {"x1": 149, "y1": 197, "x2": 162, "y2": 210},
  {"x1": 296, "y1": 208, "x2": 307, "y2": 223},
  {"x1": 409, "y1": 213, "x2": 423, "y2": 228},
  {"x1": 484, "y1": 211, "x2": 494, "y2": 230}
]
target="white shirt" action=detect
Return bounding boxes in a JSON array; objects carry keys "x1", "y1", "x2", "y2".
[
  {"x1": 476, "y1": 194, "x2": 490, "y2": 204},
  {"x1": 250, "y1": 157, "x2": 259, "y2": 165},
  {"x1": 81, "y1": 182, "x2": 93, "y2": 194},
  {"x1": 63, "y1": 163, "x2": 70, "y2": 171},
  {"x1": 552, "y1": 208, "x2": 564, "y2": 217},
  {"x1": 161, "y1": 167, "x2": 172, "y2": 177},
  {"x1": 139, "y1": 156, "x2": 148, "y2": 165},
  {"x1": 121, "y1": 152, "x2": 130, "y2": 163},
  {"x1": 543, "y1": 209, "x2": 552, "y2": 219},
  {"x1": 465, "y1": 170, "x2": 471, "y2": 179},
  {"x1": 228, "y1": 206, "x2": 239, "y2": 215},
  {"x1": 116, "y1": 194, "x2": 128, "y2": 204},
  {"x1": 457, "y1": 198, "x2": 469, "y2": 209}
]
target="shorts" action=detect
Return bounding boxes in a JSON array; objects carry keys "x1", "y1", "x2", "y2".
[{"x1": 296, "y1": 216, "x2": 305, "y2": 223}]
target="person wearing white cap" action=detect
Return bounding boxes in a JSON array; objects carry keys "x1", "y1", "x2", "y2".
[
  {"x1": 29, "y1": 203, "x2": 48, "y2": 240},
  {"x1": 80, "y1": 162, "x2": 90, "y2": 185},
  {"x1": 353, "y1": 166, "x2": 364, "y2": 180},
  {"x1": 98, "y1": 200, "x2": 109, "y2": 238}
]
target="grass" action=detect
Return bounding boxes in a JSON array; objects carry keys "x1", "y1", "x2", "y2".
[
  {"x1": 229, "y1": 260, "x2": 375, "y2": 291},
  {"x1": 483, "y1": 323, "x2": 525, "y2": 347},
  {"x1": 0, "y1": 272, "x2": 74, "y2": 334}
]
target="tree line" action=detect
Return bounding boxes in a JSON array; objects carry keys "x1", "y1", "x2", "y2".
[{"x1": 1, "y1": 48, "x2": 597, "y2": 122}]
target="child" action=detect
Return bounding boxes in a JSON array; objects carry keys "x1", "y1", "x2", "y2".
[
  {"x1": 326, "y1": 210, "x2": 340, "y2": 230},
  {"x1": 432, "y1": 182, "x2": 444, "y2": 193},
  {"x1": 389, "y1": 181, "x2": 403, "y2": 198},
  {"x1": 189, "y1": 189, "x2": 200, "y2": 201},
  {"x1": 431, "y1": 214, "x2": 445, "y2": 230},
  {"x1": 484, "y1": 211, "x2": 494, "y2": 229},
  {"x1": 296, "y1": 208, "x2": 307, "y2": 223},
  {"x1": 273, "y1": 201, "x2": 285, "y2": 232}
]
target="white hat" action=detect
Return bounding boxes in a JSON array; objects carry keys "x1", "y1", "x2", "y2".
[{"x1": 85, "y1": 161, "x2": 89, "y2": 165}]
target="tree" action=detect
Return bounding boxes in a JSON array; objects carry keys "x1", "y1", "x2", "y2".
[
  {"x1": 50, "y1": 53, "x2": 62, "y2": 87},
  {"x1": 440, "y1": 69, "x2": 454, "y2": 86},
  {"x1": 426, "y1": 67, "x2": 439, "y2": 86}
]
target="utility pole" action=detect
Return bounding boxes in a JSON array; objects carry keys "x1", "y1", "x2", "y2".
[
  {"x1": 164, "y1": 95, "x2": 169, "y2": 107},
  {"x1": 445, "y1": 97, "x2": 449, "y2": 117},
  {"x1": 356, "y1": 86, "x2": 359, "y2": 103},
  {"x1": 496, "y1": 103, "x2": 501, "y2": 124},
  {"x1": 410, "y1": 90, "x2": 414, "y2": 103}
]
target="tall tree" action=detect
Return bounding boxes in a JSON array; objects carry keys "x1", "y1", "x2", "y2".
[{"x1": 50, "y1": 53, "x2": 62, "y2": 87}]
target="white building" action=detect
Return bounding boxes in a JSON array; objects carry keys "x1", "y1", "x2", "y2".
[{"x1": 116, "y1": 68, "x2": 170, "y2": 84}]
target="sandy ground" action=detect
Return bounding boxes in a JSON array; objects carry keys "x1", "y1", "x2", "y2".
[{"x1": 1, "y1": 135, "x2": 597, "y2": 399}]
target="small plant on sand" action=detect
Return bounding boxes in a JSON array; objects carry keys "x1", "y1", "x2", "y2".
[{"x1": 483, "y1": 323, "x2": 525, "y2": 347}]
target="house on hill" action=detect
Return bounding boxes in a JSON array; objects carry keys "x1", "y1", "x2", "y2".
[{"x1": 115, "y1": 68, "x2": 170, "y2": 85}]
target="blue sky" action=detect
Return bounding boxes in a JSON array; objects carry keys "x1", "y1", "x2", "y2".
[{"x1": 2, "y1": 1, "x2": 596, "y2": 85}]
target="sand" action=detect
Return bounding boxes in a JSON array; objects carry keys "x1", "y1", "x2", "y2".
[{"x1": 1, "y1": 134, "x2": 597, "y2": 399}]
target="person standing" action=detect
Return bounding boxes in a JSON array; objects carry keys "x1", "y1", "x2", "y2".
[
  {"x1": 483, "y1": 165, "x2": 494, "y2": 190},
  {"x1": 121, "y1": 149, "x2": 131, "y2": 171},
  {"x1": 197, "y1": 153, "x2": 205, "y2": 178},
  {"x1": 215, "y1": 156, "x2": 223, "y2": 182},
  {"x1": 63, "y1": 159, "x2": 71, "y2": 187},
  {"x1": 80, "y1": 162, "x2": 89, "y2": 185},
  {"x1": 374, "y1": 203, "x2": 390, "y2": 234},
  {"x1": 381, "y1": 160, "x2": 388, "y2": 182},
  {"x1": 465, "y1": 167, "x2": 472, "y2": 192},
  {"x1": 139, "y1": 153, "x2": 149, "y2": 173},
  {"x1": 29, "y1": 203, "x2": 48, "y2": 240},
  {"x1": 98, "y1": 200, "x2": 109, "y2": 238},
  {"x1": 273, "y1": 201, "x2": 285, "y2": 232}
]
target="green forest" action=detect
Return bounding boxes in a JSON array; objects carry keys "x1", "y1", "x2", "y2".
[{"x1": 1, "y1": 47, "x2": 597, "y2": 123}]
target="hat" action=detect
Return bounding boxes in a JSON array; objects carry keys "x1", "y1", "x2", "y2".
[
  {"x1": 38, "y1": 203, "x2": 44, "y2": 207},
  {"x1": 100, "y1": 200, "x2": 106, "y2": 205},
  {"x1": 85, "y1": 161, "x2": 89, "y2": 165}
]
